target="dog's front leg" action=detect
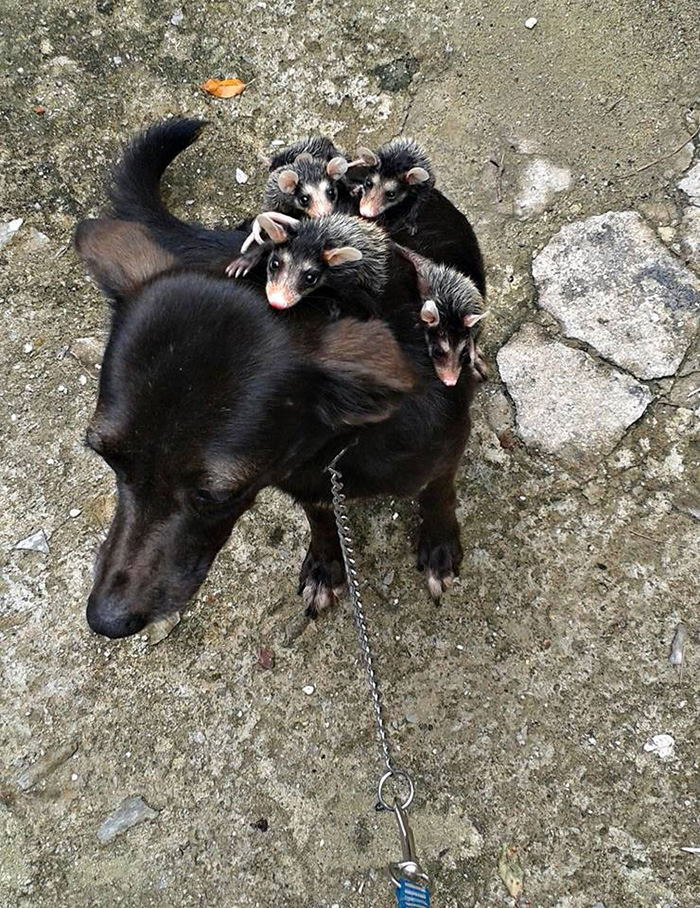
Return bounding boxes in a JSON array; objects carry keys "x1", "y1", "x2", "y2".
[
  {"x1": 416, "y1": 468, "x2": 463, "y2": 601},
  {"x1": 298, "y1": 502, "x2": 346, "y2": 619}
]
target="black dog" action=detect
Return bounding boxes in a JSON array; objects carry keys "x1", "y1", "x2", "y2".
[{"x1": 74, "y1": 120, "x2": 479, "y2": 638}]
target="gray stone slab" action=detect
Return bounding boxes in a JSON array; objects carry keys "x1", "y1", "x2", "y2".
[
  {"x1": 678, "y1": 161, "x2": 700, "y2": 205},
  {"x1": 533, "y1": 211, "x2": 700, "y2": 379},
  {"x1": 497, "y1": 324, "x2": 652, "y2": 467}
]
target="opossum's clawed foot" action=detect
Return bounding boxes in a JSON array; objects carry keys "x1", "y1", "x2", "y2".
[
  {"x1": 416, "y1": 531, "x2": 463, "y2": 603},
  {"x1": 298, "y1": 548, "x2": 345, "y2": 619},
  {"x1": 226, "y1": 243, "x2": 267, "y2": 278},
  {"x1": 471, "y1": 345, "x2": 488, "y2": 382}
]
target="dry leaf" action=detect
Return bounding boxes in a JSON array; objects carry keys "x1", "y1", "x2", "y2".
[
  {"x1": 200, "y1": 78, "x2": 248, "y2": 99},
  {"x1": 256, "y1": 646, "x2": 275, "y2": 671},
  {"x1": 33, "y1": 105, "x2": 46, "y2": 115},
  {"x1": 498, "y1": 844, "x2": 524, "y2": 899}
]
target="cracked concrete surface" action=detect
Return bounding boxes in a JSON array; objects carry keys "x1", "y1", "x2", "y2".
[{"x1": 1, "y1": 1, "x2": 699, "y2": 907}]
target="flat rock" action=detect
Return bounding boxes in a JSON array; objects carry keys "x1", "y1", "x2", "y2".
[
  {"x1": 17, "y1": 740, "x2": 78, "y2": 791},
  {"x1": 533, "y1": 211, "x2": 700, "y2": 379},
  {"x1": 15, "y1": 528, "x2": 50, "y2": 555},
  {"x1": 97, "y1": 796, "x2": 158, "y2": 844},
  {"x1": 678, "y1": 161, "x2": 700, "y2": 205},
  {"x1": 679, "y1": 207, "x2": 700, "y2": 265},
  {"x1": 514, "y1": 157, "x2": 572, "y2": 219},
  {"x1": 497, "y1": 324, "x2": 651, "y2": 467}
]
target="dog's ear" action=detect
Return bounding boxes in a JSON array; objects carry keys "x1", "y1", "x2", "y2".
[
  {"x1": 310, "y1": 319, "x2": 418, "y2": 427},
  {"x1": 74, "y1": 218, "x2": 177, "y2": 302}
]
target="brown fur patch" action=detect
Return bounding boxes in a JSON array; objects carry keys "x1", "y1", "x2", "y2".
[
  {"x1": 316, "y1": 319, "x2": 417, "y2": 394},
  {"x1": 75, "y1": 219, "x2": 177, "y2": 299}
]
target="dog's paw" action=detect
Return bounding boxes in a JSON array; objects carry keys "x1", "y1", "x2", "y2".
[
  {"x1": 298, "y1": 550, "x2": 345, "y2": 619},
  {"x1": 416, "y1": 531, "x2": 463, "y2": 602}
]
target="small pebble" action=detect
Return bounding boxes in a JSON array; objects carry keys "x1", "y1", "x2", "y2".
[
  {"x1": 23, "y1": 342, "x2": 33, "y2": 353},
  {"x1": 69, "y1": 508, "x2": 82, "y2": 518},
  {"x1": 170, "y1": 9, "x2": 183, "y2": 25},
  {"x1": 669, "y1": 623, "x2": 686, "y2": 666},
  {"x1": 235, "y1": 168, "x2": 249, "y2": 184},
  {"x1": 15, "y1": 529, "x2": 50, "y2": 555},
  {"x1": 302, "y1": 685, "x2": 315, "y2": 696},
  {"x1": 145, "y1": 611, "x2": 181, "y2": 645},
  {"x1": 643, "y1": 733, "x2": 675, "y2": 758},
  {"x1": 0, "y1": 217, "x2": 23, "y2": 251},
  {"x1": 79, "y1": 375, "x2": 87, "y2": 386},
  {"x1": 191, "y1": 731, "x2": 205, "y2": 744},
  {"x1": 525, "y1": 16, "x2": 538, "y2": 29},
  {"x1": 97, "y1": 796, "x2": 158, "y2": 844},
  {"x1": 71, "y1": 773, "x2": 78, "y2": 781}
]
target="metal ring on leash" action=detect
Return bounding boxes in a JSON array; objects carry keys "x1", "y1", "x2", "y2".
[{"x1": 378, "y1": 769, "x2": 415, "y2": 812}]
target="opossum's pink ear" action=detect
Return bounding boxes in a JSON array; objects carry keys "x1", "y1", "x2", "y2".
[
  {"x1": 420, "y1": 299, "x2": 440, "y2": 327},
  {"x1": 463, "y1": 311, "x2": 487, "y2": 328},
  {"x1": 312, "y1": 318, "x2": 418, "y2": 427},
  {"x1": 322, "y1": 246, "x2": 363, "y2": 267},
  {"x1": 404, "y1": 166, "x2": 430, "y2": 184},
  {"x1": 277, "y1": 169, "x2": 299, "y2": 193},
  {"x1": 257, "y1": 214, "x2": 291, "y2": 244},
  {"x1": 294, "y1": 152, "x2": 314, "y2": 163},
  {"x1": 74, "y1": 218, "x2": 176, "y2": 303},
  {"x1": 357, "y1": 147, "x2": 379, "y2": 167},
  {"x1": 326, "y1": 156, "x2": 349, "y2": 180}
]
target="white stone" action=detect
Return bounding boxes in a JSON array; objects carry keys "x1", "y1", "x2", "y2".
[
  {"x1": 170, "y1": 10, "x2": 183, "y2": 26},
  {"x1": 69, "y1": 508, "x2": 81, "y2": 518},
  {"x1": 497, "y1": 324, "x2": 652, "y2": 467},
  {"x1": 525, "y1": 17, "x2": 538, "y2": 28},
  {"x1": 678, "y1": 161, "x2": 700, "y2": 205},
  {"x1": 97, "y1": 796, "x2": 158, "y2": 844},
  {"x1": 514, "y1": 158, "x2": 572, "y2": 219},
  {"x1": 0, "y1": 218, "x2": 23, "y2": 250},
  {"x1": 235, "y1": 168, "x2": 249, "y2": 184},
  {"x1": 643, "y1": 733, "x2": 675, "y2": 758},
  {"x1": 302, "y1": 685, "x2": 315, "y2": 695},
  {"x1": 679, "y1": 206, "x2": 700, "y2": 265},
  {"x1": 146, "y1": 611, "x2": 181, "y2": 645},
  {"x1": 15, "y1": 529, "x2": 50, "y2": 555},
  {"x1": 533, "y1": 211, "x2": 700, "y2": 379}
]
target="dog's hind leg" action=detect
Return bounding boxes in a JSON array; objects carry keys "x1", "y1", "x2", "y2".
[
  {"x1": 298, "y1": 502, "x2": 346, "y2": 619},
  {"x1": 416, "y1": 467, "x2": 464, "y2": 602}
]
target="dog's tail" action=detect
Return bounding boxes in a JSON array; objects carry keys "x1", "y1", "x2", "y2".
[
  {"x1": 108, "y1": 118, "x2": 204, "y2": 229},
  {"x1": 105, "y1": 118, "x2": 248, "y2": 268}
]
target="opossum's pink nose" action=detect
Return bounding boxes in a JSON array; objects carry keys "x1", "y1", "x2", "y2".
[
  {"x1": 266, "y1": 283, "x2": 300, "y2": 309},
  {"x1": 360, "y1": 199, "x2": 381, "y2": 218},
  {"x1": 436, "y1": 366, "x2": 460, "y2": 386}
]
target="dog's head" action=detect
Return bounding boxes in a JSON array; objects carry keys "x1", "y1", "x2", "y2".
[{"x1": 75, "y1": 219, "x2": 416, "y2": 637}]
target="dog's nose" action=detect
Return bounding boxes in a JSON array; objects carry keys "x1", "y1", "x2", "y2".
[{"x1": 86, "y1": 593, "x2": 148, "y2": 639}]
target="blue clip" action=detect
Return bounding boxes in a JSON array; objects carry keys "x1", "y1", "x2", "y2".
[{"x1": 395, "y1": 879, "x2": 430, "y2": 907}]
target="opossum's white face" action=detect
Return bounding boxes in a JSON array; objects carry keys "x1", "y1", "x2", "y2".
[
  {"x1": 265, "y1": 244, "x2": 363, "y2": 310},
  {"x1": 299, "y1": 179, "x2": 336, "y2": 217},
  {"x1": 359, "y1": 175, "x2": 405, "y2": 218}
]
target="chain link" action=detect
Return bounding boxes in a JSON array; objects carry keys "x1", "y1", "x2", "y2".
[{"x1": 328, "y1": 449, "x2": 395, "y2": 774}]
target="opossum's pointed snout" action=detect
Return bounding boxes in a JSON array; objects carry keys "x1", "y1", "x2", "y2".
[
  {"x1": 359, "y1": 199, "x2": 381, "y2": 218},
  {"x1": 436, "y1": 366, "x2": 461, "y2": 387},
  {"x1": 266, "y1": 283, "x2": 300, "y2": 309}
]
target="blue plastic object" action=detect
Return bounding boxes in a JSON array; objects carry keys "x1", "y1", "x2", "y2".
[{"x1": 395, "y1": 879, "x2": 430, "y2": 907}]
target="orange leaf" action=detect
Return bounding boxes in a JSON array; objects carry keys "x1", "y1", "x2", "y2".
[{"x1": 199, "y1": 77, "x2": 248, "y2": 99}]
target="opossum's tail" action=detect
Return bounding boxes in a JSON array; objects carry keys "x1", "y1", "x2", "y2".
[{"x1": 103, "y1": 118, "x2": 248, "y2": 267}]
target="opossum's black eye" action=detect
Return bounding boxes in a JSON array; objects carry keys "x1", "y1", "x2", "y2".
[
  {"x1": 363, "y1": 176, "x2": 373, "y2": 189},
  {"x1": 326, "y1": 185, "x2": 336, "y2": 201},
  {"x1": 299, "y1": 194, "x2": 310, "y2": 207},
  {"x1": 304, "y1": 270, "x2": 319, "y2": 286},
  {"x1": 269, "y1": 256, "x2": 280, "y2": 272},
  {"x1": 385, "y1": 189, "x2": 396, "y2": 200}
]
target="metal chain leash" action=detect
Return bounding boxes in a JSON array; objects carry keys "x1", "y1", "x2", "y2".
[{"x1": 327, "y1": 445, "x2": 430, "y2": 904}]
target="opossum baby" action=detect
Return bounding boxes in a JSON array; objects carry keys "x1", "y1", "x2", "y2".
[
  {"x1": 228, "y1": 212, "x2": 389, "y2": 312},
  {"x1": 263, "y1": 143, "x2": 351, "y2": 219},
  {"x1": 353, "y1": 138, "x2": 435, "y2": 234},
  {"x1": 402, "y1": 249, "x2": 487, "y2": 386}
]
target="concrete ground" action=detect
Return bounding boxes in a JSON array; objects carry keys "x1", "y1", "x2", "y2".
[{"x1": 1, "y1": 1, "x2": 698, "y2": 906}]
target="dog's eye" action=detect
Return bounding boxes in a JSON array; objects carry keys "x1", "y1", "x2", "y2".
[
  {"x1": 304, "y1": 271, "x2": 318, "y2": 286},
  {"x1": 193, "y1": 488, "x2": 237, "y2": 507},
  {"x1": 299, "y1": 194, "x2": 310, "y2": 207}
]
